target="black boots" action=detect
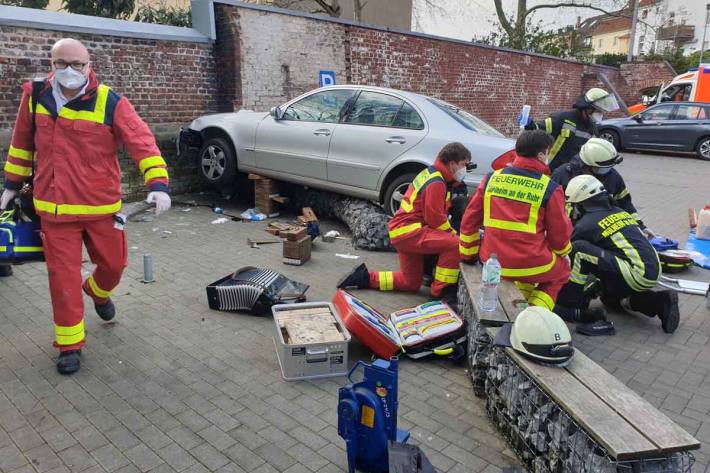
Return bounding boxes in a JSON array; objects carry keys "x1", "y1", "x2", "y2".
[
  {"x1": 0, "y1": 265, "x2": 12, "y2": 277},
  {"x1": 434, "y1": 286, "x2": 459, "y2": 312},
  {"x1": 554, "y1": 305, "x2": 607, "y2": 324},
  {"x1": 337, "y1": 264, "x2": 370, "y2": 290},
  {"x1": 94, "y1": 298, "x2": 116, "y2": 321},
  {"x1": 622, "y1": 290, "x2": 679, "y2": 334},
  {"x1": 57, "y1": 350, "x2": 81, "y2": 375}
]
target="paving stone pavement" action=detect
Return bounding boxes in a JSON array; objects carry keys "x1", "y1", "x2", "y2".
[{"x1": 0, "y1": 151, "x2": 708, "y2": 473}]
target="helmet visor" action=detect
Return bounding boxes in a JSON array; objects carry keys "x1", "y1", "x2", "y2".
[
  {"x1": 592, "y1": 94, "x2": 620, "y2": 112},
  {"x1": 595, "y1": 154, "x2": 623, "y2": 168}
]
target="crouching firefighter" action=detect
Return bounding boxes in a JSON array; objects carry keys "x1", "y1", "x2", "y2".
[
  {"x1": 337, "y1": 143, "x2": 472, "y2": 307},
  {"x1": 459, "y1": 130, "x2": 573, "y2": 312},
  {"x1": 554, "y1": 175, "x2": 679, "y2": 333}
]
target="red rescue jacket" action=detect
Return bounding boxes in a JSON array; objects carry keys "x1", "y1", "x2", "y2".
[
  {"x1": 459, "y1": 156, "x2": 572, "y2": 278},
  {"x1": 388, "y1": 159, "x2": 457, "y2": 242},
  {"x1": 3, "y1": 70, "x2": 169, "y2": 222}
]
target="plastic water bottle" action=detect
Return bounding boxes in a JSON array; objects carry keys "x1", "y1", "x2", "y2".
[
  {"x1": 480, "y1": 253, "x2": 501, "y2": 313},
  {"x1": 519, "y1": 104, "x2": 531, "y2": 130}
]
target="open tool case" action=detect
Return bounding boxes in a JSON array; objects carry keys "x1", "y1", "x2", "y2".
[{"x1": 332, "y1": 289, "x2": 466, "y2": 360}]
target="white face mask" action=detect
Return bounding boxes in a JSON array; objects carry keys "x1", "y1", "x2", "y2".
[
  {"x1": 591, "y1": 111, "x2": 604, "y2": 123},
  {"x1": 454, "y1": 167, "x2": 467, "y2": 182},
  {"x1": 593, "y1": 166, "x2": 612, "y2": 176},
  {"x1": 54, "y1": 67, "x2": 87, "y2": 90}
]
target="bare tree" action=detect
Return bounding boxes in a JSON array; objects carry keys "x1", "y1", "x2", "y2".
[
  {"x1": 241, "y1": 0, "x2": 342, "y2": 17},
  {"x1": 352, "y1": 0, "x2": 367, "y2": 21},
  {"x1": 313, "y1": 0, "x2": 341, "y2": 17}
]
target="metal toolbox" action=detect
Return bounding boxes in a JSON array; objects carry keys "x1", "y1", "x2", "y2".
[{"x1": 272, "y1": 301, "x2": 351, "y2": 381}]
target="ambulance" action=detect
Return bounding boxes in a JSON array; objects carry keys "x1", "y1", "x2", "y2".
[{"x1": 628, "y1": 65, "x2": 710, "y2": 114}]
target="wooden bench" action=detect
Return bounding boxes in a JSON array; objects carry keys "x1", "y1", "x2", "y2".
[{"x1": 457, "y1": 263, "x2": 701, "y2": 472}]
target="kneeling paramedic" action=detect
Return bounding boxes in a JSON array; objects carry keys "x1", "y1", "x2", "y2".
[
  {"x1": 459, "y1": 130, "x2": 574, "y2": 312},
  {"x1": 522, "y1": 88, "x2": 619, "y2": 172},
  {"x1": 555, "y1": 175, "x2": 679, "y2": 333},
  {"x1": 337, "y1": 143, "x2": 472, "y2": 306},
  {"x1": 551, "y1": 137, "x2": 654, "y2": 238}
]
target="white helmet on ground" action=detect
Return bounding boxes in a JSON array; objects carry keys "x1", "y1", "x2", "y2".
[{"x1": 565, "y1": 175, "x2": 606, "y2": 204}]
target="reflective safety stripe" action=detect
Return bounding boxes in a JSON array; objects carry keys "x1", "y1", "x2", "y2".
[
  {"x1": 460, "y1": 232, "x2": 480, "y2": 244},
  {"x1": 4, "y1": 162, "x2": 32, "y2": 177},
  {"x1": 55, "y1": 320, "x2": 85, "y2": 346},
  {"x1": 399, "y1": 168, "x2": 444, "y2": 214},
  {"x1": 8, "y1": 145, "x2": 32, "y2": 161},
  {"x1": 501, "y1": 254, "x2": 557, "y2": 278},
  {"x1": 459, "y1": 244, "x2": 479, "y2": 256},
  {"x1": 29, "y1": 99, "x2": 52, "y2": 117},
  {"x1": 144, "y1": 167, "x2": 168, "y2": 182},
  {"x1": 14, "y1": 246, "x2": 43, "y2": 252},
  {"x1": 614, "y1": 188, "x2": 630, "y2": 200},
  {"x1": 570, "y1": 252, "x2": 599, "y2": 284},
  {"x1": 378, "y1": 272, "x2": 394, "y2": 291},
  {"x1": 87, "y1": 275, "x2": 113, "y2": 298},
  {"x1": 552, "y1": 241, "x2": 572, "y2": 257},
  {"x1": 389, "y1": 222, "x2": 422, "y2": 239},
  {"x1": 529, "y1": 290, "x2": 555, "y2": 310},
  {"x1": 33, "y1": 198, "x2": 122, "y2": 216},
  {"x1": 483, "y1": 170, "x2": 549, "y2": 234},
  {"x1": 138, "y1": 156, "x2": 167, "y2": 174},
  {"x1": 58, "y1": 85, "x2": 111, "y2": 124},
  {"x1": 545, "y1": 117, "x2": 553, "y2": 134},
  {"x1": 434, "y1": 266, "x2": 459, "y2": 284},
  {"x1": 514, "y1": 281, "x2": 536, "y2": 300},
  {"x1": 436, "y1": 220, "x2": 452, "y2": 232}
]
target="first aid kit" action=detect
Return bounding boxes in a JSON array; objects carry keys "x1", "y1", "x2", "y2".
[
  {"x1": 332, "y1": 290, "x2": 466, "y2": 360},
  {"x1": 0, "y1": 209, "x2": 43, "y2": 263}
]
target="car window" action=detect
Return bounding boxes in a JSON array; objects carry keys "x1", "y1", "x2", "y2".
[
  {"x1": 392, "y1": 102, "x2": 425, "y2": 130},
  {"x1": 427, "y1": 97, "x2": 504, "y2": 137},
  {"x1": 344, "y1": 91, "x2": 404, "y2": 126},
  {"x1": 675, "y1": 105, "x2": 706, "y2": 120},
  {"x1": 642, "y1": 106, "x2": 673, "y2": 120},
  {"x1": 661, "y1": 83, "x2": 692, "y2": 103},
  {"x1": 282, "y1": 90, "x2": 354, "y2": 123}
]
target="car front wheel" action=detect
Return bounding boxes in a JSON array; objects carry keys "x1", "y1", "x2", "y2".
[
  {"x1": 198, "y1": 137, "x2": 238, "y2": 188},
  {"x1": 696, "y1": 137, "x2": 710, "y2": 161},
  {"x1": 599, "y1": 129, "x2": 620, "y2": 150},
  {"x1": 383, "y1": 172, "x2": 418, "y2": 216}
]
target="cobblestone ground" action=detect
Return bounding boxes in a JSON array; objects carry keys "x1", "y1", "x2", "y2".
[{"x1": 0, "y1": 151, "x2": 708, "y2": 473}]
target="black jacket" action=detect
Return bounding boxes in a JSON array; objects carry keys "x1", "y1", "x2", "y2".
[
  {"x1": 573, "y1": 199, "x2": 659, "y2": 282},
  {"x1": 526, "y1": 110, "x2": 597, "y2": 172},
  {"x1": 551, "y1": 155, "x2": 645, "y2": 229}
]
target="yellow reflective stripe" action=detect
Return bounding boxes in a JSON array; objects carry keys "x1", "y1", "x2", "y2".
[
  {"x1": 570, "y1": 252, "x2": 599, "y2": 284},
  {"x1": 483, "y1": 170, "x2": 548, "y2": 234},
  {"x1": 514, "y1": 281, "x2": 536, "y2": 299},
  {"x1": 28, "y1": 97, "x2": 52, "y2": 116},
  {"x1": 615, "y1": 188, "x2": 630, "y2": 200},
  {"x1": 55, "y1": 320, "x2": 85, "y2": 346},
  {"x1": 529, "y1": 290, "x2": 555, "y2": 310},
  {"x1": 548, "y1": 134, "x2": 567, "y2": 160},
  {"x1": 615, "y1": 258, "x2": 646, "y2": 292},
  {"x1": 545, "y1": 117, "x2": 553, "y2": 134},
  {"x1": 436, "y1": 220, "x2": 452, "y2": 232},
  {"x1": 4, "y1": 162, "x2": 32, "y2": 177},
  {"x1": 460, "y1": 232, "x2": 480, "y2": 244},
  {"x1": 400, "y1": 168, "x2": 444, "y2": 214},
  {"x1": 552, "y1": 241, "x2": 572, "y2": 256},
  {"x1": 434, "y1": 266, "x2": 459, "y2": 284},
  {"x1": 378, "y1": 272, "x2": 394, "y2": 291},
  {"x1": 14, "y1": 246, "x2": 43, "y2": 252},
  {"x1": 138, "y1": 156, "x2": 167, "y2": 174},
  {"x1": 58, "y1": 84, "x2": 110, "y2": 124},
  {"x1": 389, "y1": 222, "x2": 422, "y2": 239},
  {"x1": 144, "y1": 168, "x2": 168, "y2": 182},
  {"x1": 501, "y1": 254, "x2": 557, "y2": 278},
  {"x1": 459, "y1": 244, "x2": 479, "y2": 256},
  {"x1": 611, "y1": 233, "x2": 644, "y2": 273},
  {"x1": 88, "y1": 275, "x2": 113, "y2": 298},
  {"x1": 400, "y1": 199, "x2": 413, "y2": 212},
  {"x1": 8, "y1": 145, "x2": 32, "y2": 161},
  {"x1": 0, "y1": 246, "x2": 6, "y2": 252},
  {"x1": 33, "y1": 198, "x2": 122, "y2": 216}
]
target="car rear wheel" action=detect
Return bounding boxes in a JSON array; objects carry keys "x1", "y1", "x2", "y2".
[
  {"x1": 198, "y1": 137, "x2": 238, "y2": 189},
  {"x1": 600, "y1": 129, "x2": 620, "y2": 150},
  {"x1": 383, "y1": 172, "x2": 418, "y2": 216},
  {"x1": 696, "y1": 137, "x2": 710, "y2": 161}
]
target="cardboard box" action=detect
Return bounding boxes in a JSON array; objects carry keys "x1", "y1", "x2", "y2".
[{"x1": 283, "y1": 236, "x2": 311, "y2": 265}]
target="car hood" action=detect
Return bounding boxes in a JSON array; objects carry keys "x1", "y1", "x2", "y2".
[{"x1": 188, "y1": 110, "x2": 270, "y2": 130}]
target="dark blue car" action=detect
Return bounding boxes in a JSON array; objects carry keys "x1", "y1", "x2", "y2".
[{"x1": 598, "y1": 102, "x2": 710, "y2": 161}]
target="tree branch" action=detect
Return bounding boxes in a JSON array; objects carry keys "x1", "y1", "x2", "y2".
[
  {"x1": 493, "y1": 0, "x2": 514, "y2": 36},
  {"x1": 524, "y1": 2, "x2": 656, "y2": 32}
]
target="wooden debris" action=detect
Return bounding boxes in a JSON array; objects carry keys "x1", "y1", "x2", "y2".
[
  {"x1": 302, "y1": 207, "x2": 318, "y2": 222},
  {"x1": 275, "y1": 307, "x2": 344, "y2": 344}
]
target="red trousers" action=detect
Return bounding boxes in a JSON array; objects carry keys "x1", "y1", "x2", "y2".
[
  {"x1": 505, "y1": 256, "x2": 570, "y2": 310},
  {"x1": 41, "y1": 216, "x2": 127, "y2": 352},
  {"x1": 370, "y1": 228, "x2": 460, "y2": 297}
]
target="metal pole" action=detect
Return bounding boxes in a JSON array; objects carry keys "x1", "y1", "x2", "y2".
[
  {"x1": 627, "y1": 0, "x2": 640, "y2": 62},
  {"x1": 700, "y1": 4, "x2": 710, "y2": 67}
]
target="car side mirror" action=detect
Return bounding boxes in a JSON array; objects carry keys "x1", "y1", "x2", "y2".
[
  {"x1": 270, "y1": 106, "x2": 283, "y2": 120},
  {"x1": 633, "y1": 115, "x2": 643, "y2": 122}
]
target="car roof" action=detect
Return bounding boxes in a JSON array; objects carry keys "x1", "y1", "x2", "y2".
[
  {"x1": 651, "y1": 101, "x2": 708, "y2": 106},
  {"x1": 317, "y1": 84, "x2": 432, "y2": 104}
]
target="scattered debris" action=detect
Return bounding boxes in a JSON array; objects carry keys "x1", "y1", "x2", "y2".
[
  {"x1": 283, "y1": 236, "x2": 311, "y2": 265},
  {"x1": 247, "y1": 237, "x2": 281, "y2": 249},
  {"x1": 322, "y1": 230, "x2": 340, "y2": 242},
  {"x1": 239, "y1": 209, "x2": 266, "y2": 221},
  {"x1": 211, "y1": 217, "x2": 230, "y2": 224},
  {"x1": 336, "y1": 253, "x2": 360, "y2": 259}
]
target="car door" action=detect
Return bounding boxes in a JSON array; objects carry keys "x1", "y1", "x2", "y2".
[
  {"x1": 662, "y1": 104, "x2": 706, "y2": 151},
  {"x1": 625, "y1": 104, "x2": 675, "y2": 149},
  {"x1": 327, "y1": 91, "x2": 427, "y2": 190},
  {"x1": 253, "y1": 89, "x2": 355, "y2": 180}
]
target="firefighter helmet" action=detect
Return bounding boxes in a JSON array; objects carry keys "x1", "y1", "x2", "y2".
[
  {"x1": 510, "y1": 306, "x2": 574, "y2": 365},
  {"x1": 565, "y1": 175, "x2": 606, "y2": 203},
  {"x1": 584, "y1": 88, "x2": 620, "y2": 112},
  {"x1": 580, "y1": 138, "x2": 622, "y2": 168}
]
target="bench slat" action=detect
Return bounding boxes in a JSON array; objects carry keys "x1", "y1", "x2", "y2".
[
  {"x1": 460, "y1": 264, "x2": 510, "y2": 326},
  {"x1": 508, "y1": 349, "x2": 658, "y2": 460},
  {"x1": 567, "y1": 353, "x2": 701, "y2": 454}
]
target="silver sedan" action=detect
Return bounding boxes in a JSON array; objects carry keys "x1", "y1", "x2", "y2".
[{"x1": 178, "y1": 85, "x2": 516, "y2": 214}]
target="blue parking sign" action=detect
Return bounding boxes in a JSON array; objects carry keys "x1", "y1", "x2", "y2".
[{"x1": 319, "y1": 70, "x2": 336, "y2": 87}]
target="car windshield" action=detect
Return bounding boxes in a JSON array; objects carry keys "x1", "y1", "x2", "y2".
[{"x1": 427, "y1": 98, "x2": 503, "y2": 137}]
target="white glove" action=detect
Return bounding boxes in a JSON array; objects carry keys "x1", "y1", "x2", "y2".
[
  {"x1": 0, "y1": 189, "x2": 18, "y2": 210},
  {"x1": 146, "y1": 191, "x2": 171, "y2": 216}
]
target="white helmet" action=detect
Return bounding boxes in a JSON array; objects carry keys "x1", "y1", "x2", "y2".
[
  {"x1": 585, "y1": 88, "x2": 620, "y2": 112},
  {"x1": 511, "y1": 306, "x2": 574, "y2": 365},
  {"x1": 565, "y1": 175, "x2": 606, "y2": 204},
  {"x1": 580, "y1": 138, "x2": 622, "y2": 168}
]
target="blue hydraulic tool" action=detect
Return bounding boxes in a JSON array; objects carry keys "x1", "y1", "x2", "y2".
[{"x1": 337, "y1": 357, "x2": 410, "y2": 473}]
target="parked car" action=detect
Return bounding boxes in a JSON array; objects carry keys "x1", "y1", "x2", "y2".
[
  {"x1": 598, "y1": 102, "x2": 710, "y2": 161},
  {"x1": 178, "y1": 85, "x2": 515, "y2": 214}
]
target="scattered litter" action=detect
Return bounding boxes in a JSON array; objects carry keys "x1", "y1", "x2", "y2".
[
  {"x1": 211, "y1": 217, "x2": 230, "y2": 224},
  {"x1": 162, "y1": 230, "x2": 173, "y2": 235},
  {"x1": 130, "y1": 246, "x2": 139, "y2": 250},
  {"x1": 240, "y1": 208, "x2": 267, "y2": 221},
  {"x1": 213, "y1": 207, "x2": 224, "y2": 214},
  {"x1": 181, "y1": 208, "x2": 192, "y2": 212},
  {"x1": 336, "y1": 253, "x2": 360, "y2": 259},
  {"x1": 322, "y1": 230, "x2": 340, "y2": 243}
]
